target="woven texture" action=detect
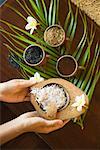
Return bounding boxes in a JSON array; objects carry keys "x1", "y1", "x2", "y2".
[{"x1": 71, "y1": 0, "x2": 100, "y2": 26}]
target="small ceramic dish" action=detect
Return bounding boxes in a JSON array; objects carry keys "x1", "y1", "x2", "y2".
[
  {"x1": 23, "y1": 45, "x2": 45, "y2": 66},
  {"x1": 44, "y1": 24, "x2": 65, "y2": 47},
  {"x1": 56, "y1": 55, "x2": 85, "y2": 78}
]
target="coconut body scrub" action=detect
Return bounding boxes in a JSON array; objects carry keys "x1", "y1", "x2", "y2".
[
  {"x1": 31, "y1": 84, "x2": 69, "y2": 119},
  {"x1": 31, "y1": 78, "x2": 89, "y2": 120}
]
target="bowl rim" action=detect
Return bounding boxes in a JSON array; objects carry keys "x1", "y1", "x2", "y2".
[
  {"x1": 44, "y1": 24, "x2": 65, "y2": 47},
  {"x1": 56, "y1": 55, "x2": 78, "y2": 77},
  {"x1": 35, "y1": 83, "x2": 70, "y2": 112},
  {"x1": 23, "y1": 45, "x2": 45, "y2": 66}
]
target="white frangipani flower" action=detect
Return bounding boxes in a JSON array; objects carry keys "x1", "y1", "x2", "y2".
[
  {"x1": 25, "y1": 16, "x2": 39, "y2": 34},
  {"x1": 71, "y1": 94, "x2": 86, "y2": 112},
  {"x1": 30, "y1": 72, "x2": 44, "y2": 84}
]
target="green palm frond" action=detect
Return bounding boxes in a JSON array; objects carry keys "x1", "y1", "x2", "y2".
[
  {"x1": 22, "y1": 0, "x2": 34, "y2": 17},
  {"x1": 73, "y1": 12, "x2": 87, "y2": 61},
  {"x1": 81, "y1": 43, "x2": 99, "y2": 91},
  {"x1": 35, "y1": 0, "x2": 44, "y2": 16},
  {"x1": 5, "y1": 4, "x2": 26, "y2": 21},
  {"x1": 56, "y1": 0, "x2": 60, "y2": 23},
  {"x1": 48, "y1": 0, "x2": 53, "y2": 25},
  {"x1": 29, "y1": 0, "x2": 47, "y2": 26},
  {"x1": 41, "y1": 0, "x2": 48, "y2": 24},
  {"x1": 61, "y1": 0, "x2": 78, "y2": 55},
  {"x1": 0, "y1": 20, "x2": 59, "y2": 58},
  {"x1": 88, "y1": 69, "x2": 100, "y2": 100},
  {"x1": 48, "y1": 0, "x2": 60, "y2": 25},
  {"x1": 52, "y1": 0, "x2": 56, "y2": 25},
  {"x1": 66, "y1": 0, "x2": 74, "y2": 38}
]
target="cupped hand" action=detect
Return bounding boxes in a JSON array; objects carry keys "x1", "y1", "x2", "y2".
[
  {"x1": 0, "y1": 79, "x2": 35, "y2": 102},
  {"x1": 18, "y1": 111, "x2": 69, "y2": 134}
]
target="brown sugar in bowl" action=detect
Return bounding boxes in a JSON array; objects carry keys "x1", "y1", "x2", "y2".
[{"x1": 44, "y1": 24, "x2": 65, "y2": 47}]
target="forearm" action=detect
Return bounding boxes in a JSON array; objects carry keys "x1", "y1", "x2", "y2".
[
  {"x1": 0, "y1": 83, "x2": 6, "y2": 102},
  {"x1": 0, "y1": 117, "x2": 25, "y2": 145}
]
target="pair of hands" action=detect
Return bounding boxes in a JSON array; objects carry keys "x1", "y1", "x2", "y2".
[{"x1": 0, "y1": 79, "x2": 69, "y2": 134}]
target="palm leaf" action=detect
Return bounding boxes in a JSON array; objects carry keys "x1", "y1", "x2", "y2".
[
  {"x1": 1, "y1": 32, "x2": 23, "y2": 53},
  {"x1": 29, "y1": 0, "x2": 46, "y2": 26},
  {"x1": 64, "y1": 11, "x2": 71, "y2": 31},
  {"x1": 80, "y1": 44, "x2": 100, "y2": 91},
  {"x1": 88, "y1": 69, "x2": 100, "y2": 100},
  {"x1": 73, "y1": 12, "x2": 87, "y2": 60},
  {"x1": 79, "y1": 31, "x2": 95, "y2": 66},
  {"x1": 4, "y1": 43, "x2": 57, "y2": 78},
  {"x1": 15, "y1": 0, "x2": 31, "y2": 16},
  {"x1": 52, "y1": 0, "x2": 56, "y2": 25},
  {"x1": 70, "y1": 7, "x2": 78, "y2": 41},
  {"x1": 48, "y1": 0, "x2": 53, "y2": 25},
  {"x1": 15, "y1": 0, "x2": 46, "y2": 29},
  {"x1": 61, "y1": 0, "x2": 78, "y2": 55},
  {"x1": 0, "y1": 20, "x2": 59, "y2": 56},
  {"x1": 56, "y1": 0, "x2": 60, "y2": 23},
  {"x1": 41, "y1": 0, "x2": 48, "y2": 24},
  {"x1": 22, "y1": 0, "x2": 34, "y2": 17},
  {"x1": 76, "y1": 43, "x2": 99, "y2": 89},
  {"x1": 5, "y1": 4, "x2": 26, "y2": 21},
  {"x1": 35, "y1": 0, "x2": 44, "y2": 16},
  {"x1": 66, "y1": 0, "x2": 74, "y2": 37}
]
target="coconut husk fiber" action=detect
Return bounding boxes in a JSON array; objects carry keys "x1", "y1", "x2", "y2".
[
  {"x1": 31, "y1": 78, "x2": 89, "y2": 120},
  {"x1": 71, "y1": 0, "x2": 100, "y2": 26}
]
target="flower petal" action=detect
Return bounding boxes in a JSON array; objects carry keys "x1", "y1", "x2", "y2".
[
  {"x1": 30, "y1": 72, "x2": 44, "y2": 84},
  {"x1": 25, "y1": 23, "x2": 32, "y2": 30},
  {"x1": 30, "y1": 77, "x2": 37, "y2": 84},
  {"x1": 77, "y1": 106, "x2": 82, "y2": 112},
  {"x1": 71, "y1": 102, "x2": 78, "y2": 107},
  {"x1": 72, "y1": 94, "x2": 86, "y2": 112},
  {"x1": 37, "y1": 77, "x2": 44, "y2": 83},
  {"x1": 75, "y1": 95, "x2": 81, "y2": 102},
  {"x1": 34, "y1": 72, "x2": 40, "y2": 78},
  {"x1": 81, "y1": 94, "x2": 86, "y2": 106},
  {"x1": 30, "y1": 28, "x2": 35, "y2": 34},
  {"x1": 27, "y1": 16, "x2": 36, "y2": 23}
]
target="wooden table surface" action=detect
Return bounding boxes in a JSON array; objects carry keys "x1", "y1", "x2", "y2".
[{"x1": 0, "y1": 0, "x2": 100, "y2": 149}]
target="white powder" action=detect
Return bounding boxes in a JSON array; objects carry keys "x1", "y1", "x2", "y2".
[{"x1": 31, "y1": 84, "x2": 67, "y2": 112}]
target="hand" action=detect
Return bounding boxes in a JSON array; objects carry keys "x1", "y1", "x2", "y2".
[
  {"x1": 0, "y1": 79, "x2": 35, "y2": 102},
  {"x1": 0, "y1": 111, "x2": 69, "y2": 144},
  {"x1": 18, "y1": 111, "x2": 69, "y2": 134}
]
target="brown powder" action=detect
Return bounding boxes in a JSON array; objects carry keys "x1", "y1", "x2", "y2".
[{"x1": 58, "y1": 57, "x2": 76, "y2": 76}]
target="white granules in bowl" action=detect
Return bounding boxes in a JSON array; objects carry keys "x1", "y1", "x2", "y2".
[{"x1": 31, "y1": 84, "x2": 67, "y2": 112}]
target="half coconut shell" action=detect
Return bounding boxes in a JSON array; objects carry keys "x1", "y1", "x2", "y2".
[{"x1": 31, "y1": 78, "x2": 89, "y2": 120}]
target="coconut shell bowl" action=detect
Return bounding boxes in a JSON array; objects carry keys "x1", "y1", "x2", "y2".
[{"x1": 31, "y1": 78, "x2": 89, "y2": 120}]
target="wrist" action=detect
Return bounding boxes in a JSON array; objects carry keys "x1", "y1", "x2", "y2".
[
  {"x1": 18, "y1": 115, "x2": 39, "y2": 133},
  {"x1": 0, "y1": 116, "x2": 26, "y2": 145},
  {"x1": 13, "y1": 117, "x2": 26, "y2": 134}
]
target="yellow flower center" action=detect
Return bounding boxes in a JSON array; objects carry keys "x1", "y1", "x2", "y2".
[{"x1": 30, "y1": 21, "x2": 37, "y2": 27}]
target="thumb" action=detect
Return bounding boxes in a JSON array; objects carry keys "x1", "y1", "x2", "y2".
[{"x1": 17, "y1": 79, "x2": 36, "y2": 88}]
